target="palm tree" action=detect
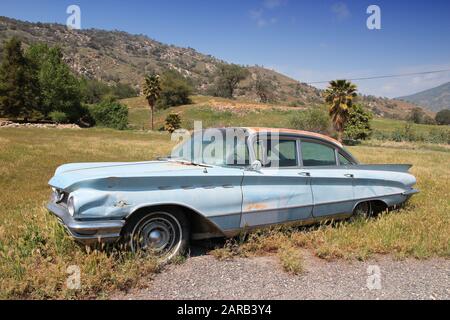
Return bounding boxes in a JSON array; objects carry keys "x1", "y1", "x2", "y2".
[
  {"x1": 142, "y1": 74, "x2": 161, "y2": 130},
  {"x1": 323, "y1": 80, "x2": 358, "y2": 142}
]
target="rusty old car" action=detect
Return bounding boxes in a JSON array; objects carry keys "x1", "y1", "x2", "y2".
[{"x1": 47, "y1": 127, "x2": 418, "y2": 260}]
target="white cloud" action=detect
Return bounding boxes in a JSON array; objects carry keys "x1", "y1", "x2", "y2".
[
  {"x1": 331, "y1": 2, "x2": 351, "y2": 21},
  {"x1": 250, "y1": 9, "x2": 270, "y2": 27},
  {"x1": 263, "y1": 0, "x2": 285, "y2": 9},
  {"x1": 250, "y1": 0, "x2": 284, "y2": 27}
]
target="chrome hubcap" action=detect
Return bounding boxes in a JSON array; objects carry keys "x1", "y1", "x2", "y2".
[
  {"x1": 149, "y1": 230, "x2": 162, "y2": 243},
  {"x1": 135, "y1": 216, "x2": 178, "y2": 255}
]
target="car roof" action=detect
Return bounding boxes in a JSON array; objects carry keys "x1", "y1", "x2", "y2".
[{"x1": 243, "y1": 127, "x2": 343, "y2": 148}]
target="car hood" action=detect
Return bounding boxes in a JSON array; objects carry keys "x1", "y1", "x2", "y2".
[{"x1": 49, "y1": 160, "x2": 206, "y2": 190}]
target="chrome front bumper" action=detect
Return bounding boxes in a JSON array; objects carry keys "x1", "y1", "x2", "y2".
[{"x1": 47, "y1": 202, "x2": 125, "y2": 245}]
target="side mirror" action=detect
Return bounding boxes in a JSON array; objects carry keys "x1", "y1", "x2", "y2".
[{"x1": 249, "y1": 160, "x2": 262, "y2": 172}]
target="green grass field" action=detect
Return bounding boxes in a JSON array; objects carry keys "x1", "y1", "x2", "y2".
[
  {"x1": 126, "y1": 96, "x2": 301, "y2": 131},
  {"x1": 0, "y1": 126, "x2": 448, "y2": 298},
  {"x1": 123, "y1": 96, "x2": 450, "y2": 139}
]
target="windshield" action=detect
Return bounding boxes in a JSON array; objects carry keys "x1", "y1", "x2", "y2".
[{"x1": 171, "y1": 129, "x2": 250, "y2": 167}]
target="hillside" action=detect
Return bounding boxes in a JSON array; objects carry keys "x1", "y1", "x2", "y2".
[
  {"x1": 398, "y1": 82, "x2": 450, "y2": 112},
  {"x1": 123, "y1": 96, "x2": 449, "y2": 144},
  {"x1": 0, "y1": 16, "x2": 427, "y2": 119}
]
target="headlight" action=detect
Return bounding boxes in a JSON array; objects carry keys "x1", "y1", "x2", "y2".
[
  {"x1": 51, "y1": 188, "x2": 59, "y2": 202},
  {"x1": 51, "y1": 188, "x2": 65, "y2": 203},
  {"x1": 67, "y1": 196, "x2": 75, "y2": 216}
]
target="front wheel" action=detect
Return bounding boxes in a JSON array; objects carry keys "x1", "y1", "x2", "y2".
[{"x1": 123, "y1": 209, "x2": 189, "y2": 261}]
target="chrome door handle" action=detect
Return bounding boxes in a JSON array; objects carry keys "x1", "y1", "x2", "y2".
[
  {"x1": 344, "y1": 174, "x2": 354, "y2": 178},
  {"x1": 298, "y1": 172, "x2": 311, "y2": 177}
]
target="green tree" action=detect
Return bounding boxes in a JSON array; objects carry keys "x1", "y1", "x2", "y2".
[
  {"x1": 26, "y1": 44, "x2": 83, "y2": 121},
  {"x1": 157, "y1": 69, "x2": 192, "y2": 108},
  {"x1": 254, "y1": 77, "x2": 275, "y2": 103},
  {"x1": 80, "y1": 78, "x2": 112, "y2": 104},
  {"x1": 435, "y1": 109, "x2": 450, "y2": 125},
  {"x1": 323, "y1": 80, "x2": 358, "y2": 142},
  {"x1": 409, "y1": 107, "x2": 435, "y2": 125},
  {"x1": 80, "y1": 79, "x2": 137, "y2": 104},
  {"x1": 142, "y1": 74, "x2": 161, "y2": 130},
  {"x1": 344, "y1": 104, "x2": 373, "y2": 141},
  {"x1": 88, "y1": 97, "x2": 128, "y2": 130},
  {"x1": 409, "y1": 107, "x2": 425, "y2": 124},
  {"x1": 211, "y1": 64, "x2": 249, "y2": 99},
  {"x1": 0, "y1": 37, "x2": 40, "y2": 119}
]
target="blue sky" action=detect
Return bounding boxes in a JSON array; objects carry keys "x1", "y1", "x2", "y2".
[{"x1": 1, "y1": 0, "x2": 450, "y2": 98}]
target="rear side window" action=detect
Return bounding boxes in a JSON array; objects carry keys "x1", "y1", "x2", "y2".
[{"x1": 301, "y1": 141, "x2": 336, "y2": 166}]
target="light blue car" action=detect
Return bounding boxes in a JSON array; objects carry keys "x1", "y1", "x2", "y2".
[{"x1": 47, "y1": 127, "x2": 418, "y2": 260}]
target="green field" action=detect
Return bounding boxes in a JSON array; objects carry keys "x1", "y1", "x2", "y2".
[
  {"x1": 126, "y1": 96, "x2": 301, "y2": 131},
  {"x1": 123, "y1": 96, "x2": 450, "y2": 139},
  {"x1": 0, "y1": 126, "x2": 449, "y2": 298}
]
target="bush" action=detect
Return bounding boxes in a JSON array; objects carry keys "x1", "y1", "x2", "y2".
[
  {"x1": 89, "y1": 99, "x2": 128, "y2": 130},
  {"x1": 435, "y1": 109, "x2": 450, "y2": 125},
  {"x1": 409, "y1": 107, "x2": 435, "y2": 125},
  {"x1": 289, "y1": 107, "x2": 332, "y2": 134},
  {"x1": 344, "y1": 104, "x2": 373, "y2": 141},
  {"x1": 164, "y1": 113, "x2": 181, "y2": 133},
  {"x1": 49, "y1": 111, "x2": 69, "y2": 124},
  {"x1": 156, "y1": 70, "x2": 192, "y2": 109}
]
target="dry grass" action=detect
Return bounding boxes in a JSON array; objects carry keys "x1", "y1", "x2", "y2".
[
  {"x1": 213, "y1": 144, "x2": 450, "y2": 262},
  {"x1": 278, "y1": 245, "x2": 304, "y2": 274},
  {"x1": 0, "y1": 127, "x2": 448, "y2": 299},
  {"x1": 0, "y1": 128, "x2": 174, "y2": 299}
]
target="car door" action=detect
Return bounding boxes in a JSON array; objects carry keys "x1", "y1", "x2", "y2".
[
  {"x1": 300, "y1": 140, "x2": 355, "y2": 217},
  {"x1": 241, "y1": 136, "x2": 313, "y2": 228}
]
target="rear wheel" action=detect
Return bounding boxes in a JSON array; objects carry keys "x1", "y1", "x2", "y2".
[
  {"x1": 352, "y1": 201, "x2": 372, "y2": 220},
  {"x1": 123, "y1": 209, "x2": 189, "y2": 261}
]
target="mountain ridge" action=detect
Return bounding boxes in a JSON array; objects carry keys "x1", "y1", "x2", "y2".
[
  {"x1": 0, "y1": 16, "x2": 430, "y2": 119},
  {"x1": 398, "y1": 82, "x2": 450, "y2": 112}
]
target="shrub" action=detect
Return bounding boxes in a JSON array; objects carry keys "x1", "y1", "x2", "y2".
[
  {"x1": 156, "y1": 70, "x2": 192, "y2": 109},
  {"x1": 435, "y1": 109, "x2": 450, "y2": 125},
  {"x1": 89, "y1": 99, "x2": 128, "y2": 130},
  {"x1": 289, "y1": 107, "x2": 332, "y2": 134},
  {"x1": 164, "y1": 112, "x2": 181, "y2": 133},
  {"x1": 409, "y1": 107, "x2": 435, "y2": 125},
  {"x1": 344, "y1": 104, "x2": 373, "y2": 141},
  {"x1": 49, "y1": 111, "x2": 69, "y2": 124}
]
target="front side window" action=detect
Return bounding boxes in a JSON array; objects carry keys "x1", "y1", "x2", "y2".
[
  {"x1": 171, "y1": 129, "x2": 250, "y2": 167},
  {"x1": 254, "y1": 139, "x2": 298, "y2": 167},
  {"x1": 301, "y1": 141, "x2": 336, "y2": 167}
]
